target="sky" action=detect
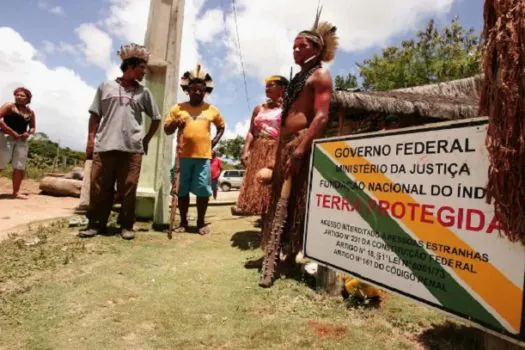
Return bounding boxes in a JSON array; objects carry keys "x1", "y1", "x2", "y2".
[{"x1": 0, "y1": 0, "x2": 483, "y2": 151}]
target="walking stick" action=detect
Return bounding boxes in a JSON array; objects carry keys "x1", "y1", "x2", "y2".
[
  {"x1": 168, "y1": 130, "x2": 183, "y2": 239},
  {"x1": 259, "y1": 177, "x2": 292, "y2": 287}
]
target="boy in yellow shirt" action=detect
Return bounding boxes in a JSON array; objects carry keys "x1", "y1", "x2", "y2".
[{"x1": 164, "y1": 65, "x2": 225, "y2": 235}]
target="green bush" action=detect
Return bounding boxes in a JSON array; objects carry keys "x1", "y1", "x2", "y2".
[{"x1": 1, "y1": 135, "x2": 84, "y2": 180}]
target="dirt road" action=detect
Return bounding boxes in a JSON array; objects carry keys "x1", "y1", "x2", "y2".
[
  {"x1": 0, "y1": 176, "x2": 240, "y2": 241},
  {"x1": 0, "y1": 177, "x2": 78, "y2": 240}
]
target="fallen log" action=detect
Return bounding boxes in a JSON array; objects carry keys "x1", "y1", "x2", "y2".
[
  {"x1": 64, "y1": 167, "x2": 84, "y2": 180},
  {"x1": 39, "y1": 176, "x2": 82, "y2": 197}
]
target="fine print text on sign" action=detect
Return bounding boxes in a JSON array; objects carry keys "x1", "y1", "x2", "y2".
[{"x1": 304, "y1": 118, "x2": 525, "y2": 341}]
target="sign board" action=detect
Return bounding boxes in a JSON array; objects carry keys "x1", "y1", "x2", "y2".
[{"x1": 304, "y1": 118, "x2": 525, "y2": 342}]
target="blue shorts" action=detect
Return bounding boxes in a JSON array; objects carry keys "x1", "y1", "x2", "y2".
[
  {"x1": 211, "y1": 179, "x2": 218, "y2": 192},
  {"x1": 178, "y1": 158, "x2": 212, "y2": 197}
]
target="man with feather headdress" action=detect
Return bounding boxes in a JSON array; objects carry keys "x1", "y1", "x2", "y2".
[
  {"x1": 258, "y1": 7, "x2": 338, "y2": 287},
  {"x1": 79, "y1": 43, "x2": 161, "y2": 240},
  {"x1": 164, "y1": 65, "x2": 225, "y2": 236}
]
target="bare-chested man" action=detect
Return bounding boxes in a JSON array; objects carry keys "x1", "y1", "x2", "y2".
[{"x1": 258, "y1": 12, "x2": 338, "y2": 287}]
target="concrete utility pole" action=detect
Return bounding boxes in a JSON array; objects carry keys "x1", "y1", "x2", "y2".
[{"x1": 135, "y1": 0, "x2": 185, "y2": 229}]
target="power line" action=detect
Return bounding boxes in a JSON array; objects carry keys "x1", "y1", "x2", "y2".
[
  {"x1": 219, "y1": 0, "x2": 240, "y2": 101},
  {"x1": 231, "y1": 0, "x2": 251, "y2": 114}
]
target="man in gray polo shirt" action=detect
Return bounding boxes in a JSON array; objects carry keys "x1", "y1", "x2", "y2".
[{"x1": 79, "y1": 43, "x2": 161, "y2": 240}]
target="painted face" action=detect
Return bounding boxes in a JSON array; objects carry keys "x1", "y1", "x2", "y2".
[
  {"x1": 132, "y1": 62, "x2": 147, "y2": 81},
  {"x1": 14, "y1": 91, "x2": 29, "y2": 105},
  {"x1": 188, "y1": 82, "x2": 206, "y2": 104},
  {"x1": 293, "y1": 36, "x2": 319, "y2": 65},
  {"x1": 265, "y1": 82, "x2": 284, "y2": 101}
]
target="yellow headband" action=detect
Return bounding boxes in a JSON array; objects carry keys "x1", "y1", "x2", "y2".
[{"x1": 264, "y1": 75, "x2": 289, "y2": 85}]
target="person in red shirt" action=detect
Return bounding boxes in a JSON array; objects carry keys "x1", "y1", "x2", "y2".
[{"x1": 210, "y1": 150, "x2": 222, "y2": 200}]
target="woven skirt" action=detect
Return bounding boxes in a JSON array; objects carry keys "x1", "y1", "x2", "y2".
[{"x1": 235, "y1": 137, "x2": 278, "y2": 216}]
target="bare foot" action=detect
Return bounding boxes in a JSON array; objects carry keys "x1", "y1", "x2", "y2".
[
  {"x1": 174, "y1": 223, "x2": 188, "y2": 233},
  {"x1": 12, "y1": 193, "x2": 27, "y2": 200},
  {"x1": 198, "y1": 224, "x2": 210, "y2": 236}
]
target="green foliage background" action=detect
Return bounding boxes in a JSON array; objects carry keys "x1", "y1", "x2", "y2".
[
  {"x1": 2, "y1": 132, "x2": 84, "y2": 179},
  {"x1": 335, "y1": 17, "x2": 481, "y2": 91}
]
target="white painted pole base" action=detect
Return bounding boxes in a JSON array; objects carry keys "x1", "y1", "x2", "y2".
[{"x1": 77, "y1": 160, "x2": 92, "y2": 212}]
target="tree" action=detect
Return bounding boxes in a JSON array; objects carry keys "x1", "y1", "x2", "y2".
[
  {"x1": 216, "y1": 136, "x2": 244, "y2": 164},
  {"x1": 32, "y1": 132, "x2": 50, "y2": 141},
  {"x1": 335, "y1": 73, "x2": 359, "y2": 90},
  {"x1": 27, "y1": 138, "x2": 85, "y2": 169},
  {"x1": 357, "y1": 17, "x2": 482, "y2": 90}
]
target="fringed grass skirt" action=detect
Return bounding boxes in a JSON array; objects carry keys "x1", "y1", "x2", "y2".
[{"x1": 261, "y1": 130, "x2": 308, "y2": 252}]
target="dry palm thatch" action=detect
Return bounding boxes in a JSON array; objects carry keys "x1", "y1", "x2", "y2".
[
  {"x1": 333, "y1": 77, "x2": 481, "y2": 120},
  {"x1": 396, "y1": 75, "x2": 483, "y2": 100},
  {"x1": 479, "y1": 0, "x2": 525, "y2": 244}
]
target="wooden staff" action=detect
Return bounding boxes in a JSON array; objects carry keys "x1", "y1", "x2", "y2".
[
  {"x1": 259, "y1": 177, "x2": 292, "y2": 288},
  {"x1": 168, "y1": 130, "x2": 183, "y2": 239}
]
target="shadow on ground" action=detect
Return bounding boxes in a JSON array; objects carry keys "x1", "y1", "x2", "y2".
[
  {"x1": 0, "y1": 194, "x2": 27, "y2": 200},
  {"x1": 417, "y1": 321, "x2": 484, "y2": 349},
  {"x1": 230, "y1": 230, "x2": 262, "y2": 250}
]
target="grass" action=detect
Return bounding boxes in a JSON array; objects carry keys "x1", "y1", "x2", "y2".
[{"x1": 0, "y1": 207, "x2": 487, "y2": 349}]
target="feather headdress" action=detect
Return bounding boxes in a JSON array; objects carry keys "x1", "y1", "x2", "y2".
[
  {"x1": 297, "y1": 4, "x2": 338, "y2": 63},
  {"x1": 117, "y1": 43, "x2": 150, "y2": 62},
  {"x1": 180, "y1": 64, "x2": 214, "y2": 94}
]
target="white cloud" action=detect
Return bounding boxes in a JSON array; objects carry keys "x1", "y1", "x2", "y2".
[
  {"x1": 0, "y1": 0, "x2": 209, "y2": 152},
  {"x1": 57, "y1": 42, "x2": 78, "y2": 56},
  {"x1": 37, "y1": 1, "x2": 65, "y2": 16},
  {"x1": 218, "y1": 0, "x2": 455, "y2": 81},
  {"x1": 223, "y1": 119, "x2": 250, "y2": 140},
  {"x1": 42, "y1": 40, "x2": 55, "y2": 54},
  {"x1": 207, "y1": 0, "x2": 456, "y2": 139},
  {"x1": 49, "y1": 6, "x2": 64, "y2": 15},
  {"x1": 75, "y1": 23, "x2": 114, "y2": 75},
  {"x1": 35, "y1": 0, "x2": 205, "y2": 104},
  {"x1": 104, "y1": 0, "x2": 151, "y2": 44},
  {"x1": 105, "y1": 64, "x2": 122, "y2": 80},
  {"x1": 39, "y1": 41, "x2": 81, "y2": 63},
  {"x1": 0, "y1": 27, "x2": 95, "y2": 151},
  {"x1": 177, "y1": 0, "x2": 205, "y2": 73},
  {"x1": 194, "y1": 8, "x2": 225, "y2": 44},
  {"x1": 102, "y1": 0, "x2": 204, "y2": 102}
]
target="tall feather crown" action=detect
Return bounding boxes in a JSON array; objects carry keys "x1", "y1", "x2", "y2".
[
  {"x1": 297, "y1": 5, "x2": 339, "y2": 63},
  {"x1": 117, "y1": 43, "x2": 150, "y2": 62},
  {"x1": 180, "y1": 64, "x2": 214, "y2": 94}
]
